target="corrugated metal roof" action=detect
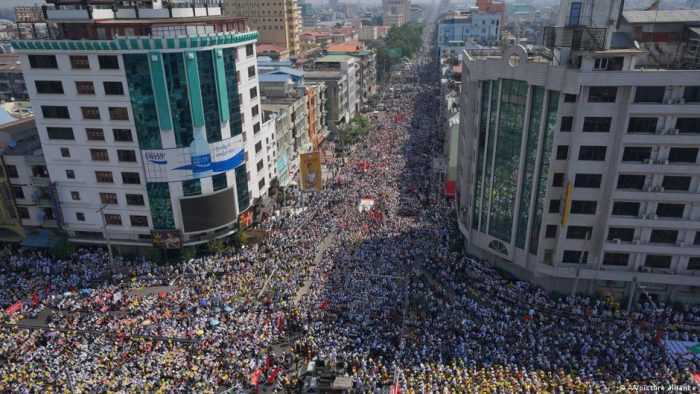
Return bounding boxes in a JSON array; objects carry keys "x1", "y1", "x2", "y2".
[
  {"x1": 259, "y1": 74, "x2": 291, "y2": 83},
  {"x1": 316, "y1": 54, "x2": 353, "y2": 63},
  {"x1": 270, "y1": 67, "x2": 304, "y2": 77},
  {"x1": 689, "y1": 26, "x2": 700, "y2": 36},
  {"x1": 622, "y1": 9, "x2": 700, "y2": 24}
]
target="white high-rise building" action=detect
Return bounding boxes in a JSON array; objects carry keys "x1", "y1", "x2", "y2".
[
  {"x1": 457, "y1": 0, "x2": 700, "y2": 303},
  {"x1": 14, "y1": 1, "x2": 276, "y2": 250}
]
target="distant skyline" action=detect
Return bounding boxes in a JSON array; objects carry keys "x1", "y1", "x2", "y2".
[{"x1": 3, "y1": 0, "x2": 45, "y2": 7}]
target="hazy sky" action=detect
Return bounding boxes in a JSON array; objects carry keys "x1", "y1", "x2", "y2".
[{"x1": 3, "y1": 0, "x2": 46, "y2": 7}]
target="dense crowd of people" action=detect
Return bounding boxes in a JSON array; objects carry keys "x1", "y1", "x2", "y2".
[{"x1": 1, "y1": 23, "x2": 699, "y2": 393}]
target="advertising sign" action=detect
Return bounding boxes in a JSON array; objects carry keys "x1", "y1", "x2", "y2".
[
  {"x1": 276, "y1": 152, "x2": 289, "y2": 186},
  {"x1": 300, "y1": 151, "x2": 322, "y2": 191},
  {"x1": 151, "y1": 230, "x2": 183, "y2": 249},
  {"x1": 141, "y1": 135, "x2": 244, "y2": 183},
  {"x1": 238, "y1": 211, "x2": 253, "y2": 230}
]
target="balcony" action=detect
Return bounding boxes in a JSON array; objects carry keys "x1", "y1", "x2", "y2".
[
  {"x1": 42, "y1": 219, "x2": 59, "y2": 228},
  {"x1": 30, "y1": 176, "x2": 51, "y2": 187},
  {"x1": 25, "y1": 155, "x2": 45, "y2": 165},
  {"x1": 37, "y1": 198, "x2": 53, "y2": 208}
]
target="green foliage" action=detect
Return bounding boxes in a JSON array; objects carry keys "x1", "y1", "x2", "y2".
[
  {"x1": 207, "y1": 238, "x2": 226, "y2": 255},
  {"x1": 51, "y1": 233, "x2": 75, "y2": 259},
  {"x1": 372, "y1": 22, "x2": 424, "y2": 80},
  {"x1": 147, "y1": 249, "x2": 164, "y2": 265},
  {"x1": 181, "y1": 246, "x2": 197, "y2": 262},
  {"x1": 231, "y1": 231, "x2": 249, "y2": 249}
]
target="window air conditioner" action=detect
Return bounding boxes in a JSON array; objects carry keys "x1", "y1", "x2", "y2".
[
  {"x1": 638, "y1": 214, "x2": 647, "y2": 219},
  {"x1": 676, "y1": 242, "x2": 685, "y2": 247},
  {"x1": 642, "y1": 267, "x2": 650, "y2": 273},
  {"x1": 644, "y1": 186, "x2": 653, "y2": 192},
  {"x1": 648, "y1": 214, "x2": 658, "y2": 220},
  {"x1": 643, "y1": 159, "x2": 654, "y2": 164},
  {"x1": 671, "y1": 129, "x2": 679, "y2": 135},
  {"x1": 632, "y1": 239, "x2": 642, "y2": 245},
  {"x1": 655, "y1": 128, "x2": 665, "y2": 135},
  {"x1": 657, "y1": 159, "x2": 669, "y2": 165},
  {"x1": 665, "y1": 98, "x2": 674, "y2": 104},
  {"x1": 612, "y1": 238, "x2": 621, "y2": 244},
  {"x1": 655, "y1": 187, "x2": 665, "y2": 192}
]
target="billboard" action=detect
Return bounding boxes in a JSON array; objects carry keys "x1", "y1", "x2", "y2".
[
  {"x1": 276, "y1": 152, "x2": 289, "y2": 186},
  {"x1": 151, "y1": 230, "x2": 183, "y2": 249},
  {"x1": 300, "y1": 151, "x2": 322, "y2": 191},
  {"x1": 180, "y1": 187, "x2": 237, "y2": 233},
  {"x1": 238, "y1": 211, "x2": 253, "y2": 230},
  {"x1": 141, "y1": 135, "x2": 244, "y2": 183}
]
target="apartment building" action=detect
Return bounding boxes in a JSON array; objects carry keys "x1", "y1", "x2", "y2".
[
  {"x1": 457, "y1": 0, "x2": 700, "y2": 303},
  {"x1": 225, "y1": 0, "x2": 302, "y2": 55},
  {"x1": 13, "y1": 1, "x2": 273, "y2": 249}
]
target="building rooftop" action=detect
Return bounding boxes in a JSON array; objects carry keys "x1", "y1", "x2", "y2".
[
  {"x1": 316, "y1": 54, "x2": 353, "y2": 63},
  {"x1": 304, "y1": 70, "x2": 343, "y2": 79},
  {"x1": 270, "y1": 67, "x2": 305, "y2": 77},
  {"x1": 326, "y1": 42, "x2": 363, "y2": 53},
  {"x1": 259, "y1": 73, "x2": 293, "y2": 83},
  {"x1": 257, "y1": 44, "x2": 288, "y2": 53},
  {"x1": 622, "y1": 9, "x2": 700, "y2": 24}
]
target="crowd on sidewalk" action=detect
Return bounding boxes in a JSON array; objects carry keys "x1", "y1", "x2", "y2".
[{"x1": 1, "y1": 36, "x2": 699, "y2": 393}]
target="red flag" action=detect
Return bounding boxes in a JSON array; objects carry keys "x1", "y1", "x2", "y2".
[
  {"x1": 265, "y1": 355, "x2": 272, "y2": 369},
  {"x1": 268, "y1": 366, "x2": 280, "y2": 383},
  {"x1": 320, "y1": 299, "x2": 328, "y2": 310},
  {"x1": 522, "y1": 314, "x2": 531, "y2": 322},
  {"x1": 158, "y1": 292, "x2": 167, "y2": 299},
  {"x1": 32, "y1": 292, "x2": 39, "y2": 307},
  {"x1": 5, "y1": 301, "x2": 22, "y2": 315},
  {"x1": 691, "y1": 371, "x2": 700, "y2": 386},
  {"x1": 250, "y1": 368, "x2": 263, "y2": 385},
  {"x1": 390, "y1": 384, "x2": 401, "y2": 394},
  {"x1": 277, "y1": 314, "x2": 284, "y2": 332}
]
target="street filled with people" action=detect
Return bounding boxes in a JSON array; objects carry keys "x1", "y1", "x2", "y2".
[{"x1": 1, "y1": 22, "x2": 700, "y2": 394}]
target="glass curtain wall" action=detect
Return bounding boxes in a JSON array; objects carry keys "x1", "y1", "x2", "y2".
[
  {"x1": 235, "y1": 166, "x2": 249, "y2": 211},
  {"x1": 223, "y1": 48, "x2": 243, "y2": 138},
  {"x1": 124, "y1": 54, "x2": 161, "y2": 149},
  {"x1": 197, "y1": 50, "x2": 222, "y2": 143},
  {"x1": 480, "y1": 80, "x2": 499, "y2": 231},
  {"x1": 147, "y1": 183, "x2": 175, "y2": 229},
  {"x1": 472, "y1": 80, "x2": 491, "y2": 230},
  {"x1": 163, "y1": 53, "x2": 193, "y2": 148}
]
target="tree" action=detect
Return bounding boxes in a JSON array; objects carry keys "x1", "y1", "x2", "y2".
[
  {"x1": 181, "y1": 247, "x2": 196, "y2": 263},
  {"x1": 147, "y1": 249, "x2": 164, "y2": 265},
  {"x1": 207, "y1": 238, "x2": 226, "y2": 255},
  {"x1": 52, "y1": 233, "x2": 75, "y2": 259},
  {"x1": 231, "y1": 231, "x2": 249, "y2": 249}
]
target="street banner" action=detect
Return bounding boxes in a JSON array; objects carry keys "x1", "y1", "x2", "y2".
[
  {"x1": 239, "y1": 211, "x2": 253, "y2": 229},
  {"x1": 151, "y1": 230, "x2": 183, "y2": 249},
  {"x1": 300, "y1": 151, "x2": 323, "y2": 191}
]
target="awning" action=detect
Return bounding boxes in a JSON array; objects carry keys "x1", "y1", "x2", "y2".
[
  {"x1": 444, "y1": 181, "x2": 456, "y2": 199},
  {"x1": 20, "y1": 230, "x2": 57, "y2": 248}
]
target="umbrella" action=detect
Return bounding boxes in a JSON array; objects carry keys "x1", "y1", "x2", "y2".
[
  {"x1": 224, "y1": 306, "x2": 233, "y2": 313},
  {"x1": 213, "y1": 307, "x2": 221, "y2": 313},
  {"x1": 79, "y1": 288, "x2": 91, "y2": 295},
  {"x1": 63, "y1": 292, "x2": 72, "y2": 297},
  {"x1": 199, "y1": 299, "x2": 209, "y2": 306},
  {"x1": 209, "y1": 319, "x2": 220, "y2": 326},
  {"x1": 45, "y1": 332, "x2": 58, "y2": 337},
  {"x1": 195, "y1": 329, "x2": 204, "y2": 336},
  {"x1": 141, "y1": 319, "x2": 151, "y2": 326}
]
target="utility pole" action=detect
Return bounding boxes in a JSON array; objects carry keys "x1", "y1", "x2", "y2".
[{"x1": 97, "y1": 204, "x2": 115, "y2": 272}]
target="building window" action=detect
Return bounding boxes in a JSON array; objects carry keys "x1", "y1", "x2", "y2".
[
  {"x1": 108, "y1": 107, "x2": 129, "y2": 121},
  {"x1": 126, "y1": 194, "x2": 145, "y2": 206},
  {"x1": 545, "y1": 225, "x2": 557, "y2": 238},
  {"x1": 668, "y1": 147, "x2": 698, "y2": 163},
  {"x1": 81, "y1": 107, "x2": 100, "y2": 120},
  {"x1": 552, "y1": 173, "x2": 564, "y2": 187},
  {"x1": 76, "y1": 212, "x2": 85, "y2": 221},
  {"x1": 560, "y1": 116, "x2": 573, "y2": 132},
  {"x1": 70, "y1": 191, "x2": 80, "y2": 201},
  {"x1": 555, "y1": 145, "x2": 568, "y2": 160},
  {"x1": 130, "y1": 215, "x2": 148, "y2": 227},
  {"x1": 121, "y1": 172, "x2": 141, "y2": 184},
  {"x1": 117, "y1": 150, "x2": 137, "y2": 162},
  {"x1": 570, "y1": 200, "x2": 597, "y2": 214},
  {"x1": 578, "y1": 146, "x2": 606, "y2": 161},
  {"x1": 683, "y1": 86, "x2": 700, "y2": 103},
  {"x1": 253, "y1": 122, "x2": 261, "y2": 134},
  {"x1": 246, "y1": 44, "x2": 254, "y2": 57},
  {"x1": 28, "y1": 55, "x2": 57, "y2": 69},
  {"x1": 104, "y1": 214, "x2": 122, "y2": 225},
  {"x1": 248, "y1": 65, "x2": 256, "y2": 78},
  {"x1": 60, "y1": 147, "x2": 70, "y2": 157},
  {"x1": 627, "y1": 117, "x2": 658, "y2": 133},
  {"x1": 99, "y1": 192, "x2": 118, "y2": 204},
  {"x1": 562, "y1": 250, "x2": 588, "y2": 264},
  {"x1": 656, "y1": 203, "x2": 684, "y2": 218},
  {"x1": 548, "y1": 199, "x2": 560, "y2": 213},
  {"x1": 644, "y1": 255, "x2": 672, "y2": 268},
  {"x1": 75, "y1": 81, "x2": 95, "y2": 95},
  {"x1": 568, "y1": 2, "x2": 582, "y2": 26},
  {"x1": 66, "y1": 169, "x2": 75, "y2": 179},
  {"x1": 212, "y1": 173, "x2": 228, "y2": 191},
  {"x1": 688, "y1": 257, "x2": 700, "y2": 270},
  {"x1": 11, "y1": 186, "x2": 24, "y2": 199},
  {"x1": 616, "y1": 174, "x2": 645, "y2": 190},
  {"x1": 70, "y1": 55, "x2": 90, "y2": 69},
  {"x1": 123, "y1": 53, "x2": 161, "y2": 149},
  {"x1": 696, "y1": 232, "x2": 700, "y2": 245},
  {"x1": 258, "y1": 178, "x2": 266, "y2": 190},
  {"x1": 250, "y1": 86, "x2": 258, "y2": 99},
  {"x1": 675, "y1": 118, "x2": 700, "y2": 134},
  {"x1": 603, "y1": 252, "x2": 629, "y2": 266},
  {"x1": 35, "y1": 80, "x2": 64, "y2": 94},
  {"x1": 582, "y1": 117, "x2": 611, "y2": 132},
  {"x1": 622, "y1": 147, "x2": 652, "y2": 162},
  {"x1": 103, "y1": 81, "x2": 124, "y2": 95},
  {"x1": 574, "y1": 173, "x2": 602, "y2": 188},
  {"x1": 662, "y1": 176, "x2": 691, "y2": 191},
  {"x1": 252, "y1": 105, "x2": 259, "y2": 118},
  {"x1": 612, "y1": 201, "x2": 639, "y2": 216},
  {"x1": 17, "y1": 207, "x2": 30, "y2": 219},
  {"x1": 563, "y1": 94, "x2": 577, "y2": 103},
  {"x1": 182, "y1": 179, "x2": 201, "y2": 196},
  {"x1": 95, "y1": 171, "x2": 113, "y2": 183},
  {"x1": 90, "y1": 149, "x2": 109, "y2": 161},
  {"x1": 47, "y1": 127, "x2": 75, "y2": 140},
  {"x1": 113, "y1": 129, "x2": 133, "y2": 142},
  {"x1": 566, "y1": 226, "x2": 592, "y2": 239},
  {"x1": 607, "y1": 227, "x2": 634, "y2": 241},
  {"x1": 42, "y1": 106, "x2": 70, "y2": 119},
  {"x1": 588, "y1": 86, "x2": 617, "y2": 103},
  {"x1": 256, "y1": 160, "x2": 264, "y2": 171},
  {"x1": 98, "y1": 55, "x2": 120, "y2": 70},
  {"x1": 255, "y1": 141, "x2": 262, "y2": 153},
  {"x1": 634, "y1": 86, "x2": 665, "y2": 103},
  {"x1": 650, "y1": 229, "x2": 678, "y2": 244},
  {"x1": 86, "y1": 128, "x2": 105, "y2": 141}
]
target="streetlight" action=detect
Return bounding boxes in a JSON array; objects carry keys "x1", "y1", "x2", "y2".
[{"x1": 96, "y1": 204, "x2": 115, "y2": 273}]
